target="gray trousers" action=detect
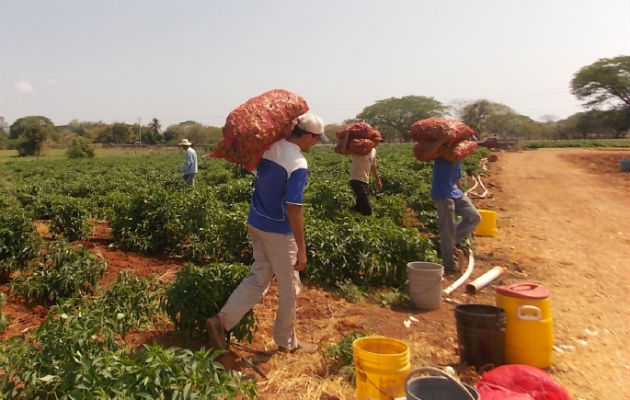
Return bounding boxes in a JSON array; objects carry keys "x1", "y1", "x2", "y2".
[
  {"x1": 218, "y1": 224, "x2": 301, "y2": 350},
  {"x1": 183, "y1": 173, "x2": 196, "y2": 185},
  {"x1": 434, "y1": 195, "x2": 481, "y2": 269}
]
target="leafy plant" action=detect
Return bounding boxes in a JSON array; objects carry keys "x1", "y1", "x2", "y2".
[
  {"x1": 0, "y1": 301, "x2": 256, "y2": 399},
  {"x1": 0, "y1": 293, "x2": 8, "y2": 334},
  {"x1": 0, "y1": 201, "x2": 41, "y2": 275},
  {"x1": 66, "y1": 136, "x2": 96, "y2": 159},
  {"x1": 162, "y1": 263, "x2": 255, "y2": 342},
  {"x1": 306, "y1": 217, "x2": 438, "y2": 288},
  {"x1": 95, "y1": 270, "x2": 161, "y2": 337},
  {"x1": 48, "y1": 195, "x2": 93, "y2": 241},
  {"x1": 372, "y1": 287, "x2": 409, "y2": 309},
  {"x1": 335, "y1": 279, "x2": 366, "y2": 303},
  {"x1": 10, "y1": 239, "x2": 107, "y2": 304},
  {"x1": 323, "y1": 331, "x2": 369, "y2": 384}
]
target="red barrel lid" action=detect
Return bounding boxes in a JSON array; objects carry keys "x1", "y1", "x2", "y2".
[{"x1": 495, "y1": 283, "x2": 549, "y2": 299}]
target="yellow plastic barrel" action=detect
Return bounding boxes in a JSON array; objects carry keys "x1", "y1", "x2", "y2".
[
  {"x1": 353, "y1": 336, "x2": 410, "y2": 400},
  {"x1": 495, "y1": 283, "x2": 554, "y2": 368},
  {"x1": 475, "y1": 209, "x2": 497, "y2": 236}
]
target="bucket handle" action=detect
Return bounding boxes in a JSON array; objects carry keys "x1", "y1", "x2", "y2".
[
  {"x1": 355, "y1": 361, "x2": 397, "y2": 400},
  {"x1": 517, "y1": 305, "x2": 541, "y2": 320},
  {"x1": 405, "y1": 367, "x2": 476, "y2": 400}
]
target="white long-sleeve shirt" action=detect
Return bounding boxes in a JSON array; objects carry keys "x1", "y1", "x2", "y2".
[{"x1": 179, "y1": 147, "x2": 198, "y2": 174}]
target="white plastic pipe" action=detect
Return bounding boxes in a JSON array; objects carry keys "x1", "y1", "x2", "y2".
[
  {"x1": 465, "y1": 266, "x2": 504, "y2": 294},
  {"x1": 443, "y1": 250, "x2": 475, "y2": 296}
]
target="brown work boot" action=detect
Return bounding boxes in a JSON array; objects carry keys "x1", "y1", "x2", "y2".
[
  {"x1": 278, "y1": 340, "x2": 319, "y2": 354},
  {"x1": 206, "y1": 316, "x2": 228, "y2": 351}
]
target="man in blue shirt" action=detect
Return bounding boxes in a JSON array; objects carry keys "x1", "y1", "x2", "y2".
[
  {"x1": 421, "y1": 135, "x2": 481, "y2": 272},
  {"x1": 178, "y1": 138, "x2": 198, "y2": 185},
  {"x1": 206, "y1": 114, "x2": 329, "y2": 354}
]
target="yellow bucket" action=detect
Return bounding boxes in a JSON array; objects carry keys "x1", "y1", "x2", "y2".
[
  {"x1": 495, "y1": 283, "x2": 554, "y2": 368},
  {"x1": 475, "y1": 209, "x2": 497, "y2": 236},
  {"x1": 353, "y1": 336, "x2": 410, "y2": 400}
]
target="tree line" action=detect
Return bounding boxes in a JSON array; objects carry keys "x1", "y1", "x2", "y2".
[{"x1": 2, "y1": 55, "x2": 628, "y2": 157}]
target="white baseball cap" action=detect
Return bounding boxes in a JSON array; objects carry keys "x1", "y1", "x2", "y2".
[{"x1": 297, "y1": 114, "x2": 329, "y2": 143}]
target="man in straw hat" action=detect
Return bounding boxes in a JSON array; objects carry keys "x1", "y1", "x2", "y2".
[
  {"x1": 206, "y1": 114, "x2": 329, "y2": 354},
  {"x1": 178, "y1": 138, "x2": 198, "y2": 185}
]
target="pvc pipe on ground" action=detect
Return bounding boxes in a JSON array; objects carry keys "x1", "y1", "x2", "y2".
[
  {"x1": 443, "y1": 250, "x2": 475, "y2": 296},
  {"x1": 465, "y1": 266, "x2": 504, "y2": 294}
]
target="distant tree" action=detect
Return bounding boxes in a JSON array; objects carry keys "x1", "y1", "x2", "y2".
[
  {"x1": 66, "y1": 136, "x2": 96, "y2": 158},
  {"x1": 571, "y1": 55, "x2": 630, "y2": 109},
  {"x1": 9, "y1": 116, "x2": 55, "y2": 156},
  {"x1": 149, "y1": 118, "x2": 161, "y2": 135},
  {"x1": 97, "y1": 122, "x2": 134, "y2": 145},
  {"x1": 139, "y1": 117, "x2": 164, "y2": 144},
  {"x1": 458, "y1": 99, "x2": 515, "y2": 135},
  {"x1": 163, "y1": 122, "x2": 222, "y2": 149},
  {"x1": 356, "y1": 96, "x2": 447, "y2": 141}
]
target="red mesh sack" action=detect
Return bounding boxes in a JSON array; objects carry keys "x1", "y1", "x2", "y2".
[
  {"x1": 412, "y1": 138, "x2": 478, "y2": 162},
  {"x1": 210, "y1": 89, "x2": 309, "y2": 171},
  {"x1": 475, "y1": 364, "x2": 571, "y2": 400},
  {"x1": 409, "y1": 117, "x2": 475, "y2": 143},
  {"x1": 412, "y1": 140, "x2": 436, "y2": 162},
  {"x1": 347, "y1": 138, "x2": 376, "y2": 156},
  {"x1": 334, "y1": 122, "x2": 382, "y2": 155},
  {"x1": 440, "y1": 139, "x2": 478, "y2": 162}
]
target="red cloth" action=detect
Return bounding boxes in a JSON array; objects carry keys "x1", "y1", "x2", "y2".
[
  {"x1": 476, "y1": 365, "x2": 571, "y2": 400},
  {"x1": 210, "y1": 89, "x2": 309, "y2": 171}
]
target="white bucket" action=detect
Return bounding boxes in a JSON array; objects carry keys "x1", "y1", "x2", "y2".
[{"x1": 407, "y1": 262, "x2": 443, "y2": 310}]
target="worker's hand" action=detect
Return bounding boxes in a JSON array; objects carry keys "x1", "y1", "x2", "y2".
[
  {"x1": 294, "y1": 248, "x2": 307, "y2": 271},
  {"x1": 376, "y1": 180, "x2": 383, "y2": 191}
]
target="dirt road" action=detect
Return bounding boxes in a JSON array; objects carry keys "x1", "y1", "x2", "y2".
[{"x1": 474, "y1": 147, "x2": 630, "y2": 400}]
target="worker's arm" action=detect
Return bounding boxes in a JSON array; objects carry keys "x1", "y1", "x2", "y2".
[
  {"x1": 287, "y1": 203, "x2": 307, "y2": 271},
  {"x1": 371, "y1": 159, "x2": 382, "y2": 190},
  {"x1": 335, "y1": 132, "x2": 350, "y2": 154},
  {"x1": 418, "y1": 135, "x2": 450, "y2": 161}
]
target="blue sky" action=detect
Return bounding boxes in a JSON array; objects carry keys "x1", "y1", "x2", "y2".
[{"x1": 1, "y1": 0, "x2": 628, "y2": 129}]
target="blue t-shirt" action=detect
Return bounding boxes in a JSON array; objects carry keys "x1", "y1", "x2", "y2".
[
  {"x1": 247, "y1": 139, "x2": 308, "y2": 234},
  {"x1": 431, "y1": 157, "x2": 463, "y2": 200}
]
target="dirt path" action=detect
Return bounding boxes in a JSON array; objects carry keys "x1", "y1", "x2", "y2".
[{"x1": 474, "y1": 147, "x2": 630, "y2": 400}]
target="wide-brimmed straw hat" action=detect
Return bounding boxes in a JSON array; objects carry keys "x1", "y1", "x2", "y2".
[{"x1": 178, "y1": 139, "x2": 192, "y2": 146}]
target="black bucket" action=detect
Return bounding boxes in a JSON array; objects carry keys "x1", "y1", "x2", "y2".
[
  {"x1": 454, "y1": 304, "x2": 506, "y2": 368},
  {"x1": 406, "y1": 367, "x2": 479, "y2": 400}
]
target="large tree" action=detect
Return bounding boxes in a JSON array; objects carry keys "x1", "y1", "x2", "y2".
[
  {"x1": 356, "y1": 95, "x2": 447, "y2": 141},
  {"x1": 9, "y1": 116, "x2": 55, "y2": 156},
  {"x1": 571, "y1": 55, "x2": 630, "y2": 109},
  {"x1": 458, "y1": 99, "x2": 515, "y2": 135},
  {"x1": 97, "y1": 122, "x2": 135, "y2": 145}
]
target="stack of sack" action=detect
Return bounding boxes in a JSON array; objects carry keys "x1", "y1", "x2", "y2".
[
  {"x1": 210, "y1": 89, "x2": 309, "y2": 171},
  {"x1": 334, "y1": 122, "x2": 383, "y2": 156},
  {"x1": 410, "y1": 117, "x2": 478, "y2": 162}
]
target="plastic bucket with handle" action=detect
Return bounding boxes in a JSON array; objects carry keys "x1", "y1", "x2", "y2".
[
  {"x1": 406, "y1": 367, "x2": 479, "y2": 400},
  {"x1": 454, "y1": 304, "x2": 506, "y2": 368},
  {"x1": 407, "y1": 262, "x2": 443, "y2": 310},
  {"x1": 353, "y1": 336, "x2": 410, "y2": 400}
]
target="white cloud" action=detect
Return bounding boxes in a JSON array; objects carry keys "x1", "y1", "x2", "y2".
[
  {"x1": 48, "y1": 78, "x2": 60, "y2": 86},
  {"x1": 15, "y1": 80, "x2": 34, "y2": 93}
]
